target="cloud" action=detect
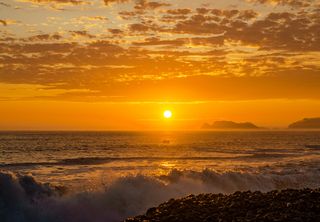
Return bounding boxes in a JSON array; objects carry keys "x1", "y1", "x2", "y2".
[
  {"x1": 0, "y1": 19, "x2": 7, "y2": 26},
  {"x1": 69, "y1": 30, "x2": 95, "y2": 38},
  {"x1": 129, "y1": 23, "x2": 151, "y2": 32},
  {"x1": 1, "y1": 35, "x2": 319, "y2": 101},
  {"x1": 22, "y1": 0, "x2": 88, "y2": 6},
  {"x1": 114, "y1": 4, "x2": 319, "y2": 52},
  {"x1": 118, "y1": 10, "x2": 144, "y2": 20},
  {"x1": 132, "y1": 37, "x2": 187, "y2": 46},
  {"x1": 134, "y1": 0, "x2": 171, "y2": 10},
  {"x1": 167, "y1": 8, "x2": 192, "y2": 15},
  {"x1": 249, "y1": 0, "x2": 313, "y2": 7},
  {"x1": 226, "y1": 11, "x2": 320, "y2": 51},
  {"x1": 28, "y1": 34, "x2": 63, "y2": 41},
  {"x1": 108, "y1": 28, "x2": 124, "y2": 35},
  {"x1": 0, "y1": 1, "x2": 11, "y2": 7},
  {"x1": 103, "y1": 0, "x2": 129, "y2": 5},
  {"x1": 0, "y1": 19, "x2": 18, "y2": 26},
  {"x1": 103, "y1": 0, "x2": 170, "y2": 9},
  {"x1": 0, "y1": 1, "x2": 319, "y2": 102},
  {"x1": 129, "y1": 22, "x2": 162, "y2": 32},
  {"x1": 87, "y1": 16, "x2": 108, "y2": 21},
  {"x1": 155, "y1": 8, "x2": 318, "y2": 51},
  {"x1": 35, "y1": 69, "x2": 320, "y2": 102}
]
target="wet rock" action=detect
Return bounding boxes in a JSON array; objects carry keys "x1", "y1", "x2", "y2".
[{"x1": 125, "y1": 188, "x2": 320, "y2": 222}]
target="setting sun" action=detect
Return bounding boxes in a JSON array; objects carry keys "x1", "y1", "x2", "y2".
[{"x1": 163, "y1": 110, "x2": 172, "y2": 119}]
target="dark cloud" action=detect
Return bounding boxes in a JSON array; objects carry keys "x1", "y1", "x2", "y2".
[
  {"x1": 117, "y1": 4, "x2": 318, "y2": 51},
  {"x1": 108, "y1": 28, "x2": 124, "y2": 35},
  {"x1": 154, "y1": 8, "x2": 319, "y2": 51},
  {"x1": 69, "y1": 30, "x2": 95, "y2": 38},
  {"x1": 118, "y1": 10, "x2": 146, "y2": 20},
  {"x1": 129, "y1": 23, "x2": 150, "y2": 32},
  {"x1": 167, "y1": 9, "x2": 192, "y2": 15},
  {"x1": 28, "y1": 34, "x2": 63, "y2": 41},
  {"x1": 173, "y1": 14, "x2": 226, "y2": 35},
  {"x1": 129, "y1": 22, "x2": 162, "y2": 32},
  {"x1": 0, "y1": 19, "x2": 7, "y2": 26},
  {"x1": 251, "y1": 0, "x2": 313, "y2": 7},
  {"x1": 226, "y1": 11, "x2": 320, "y2": 51},
  {"x1": 0, "y1": 2, "x2": 11, "y2": 7}
]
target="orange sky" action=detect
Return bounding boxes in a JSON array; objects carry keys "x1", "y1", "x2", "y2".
[{"x1": 0, "y1": 0, "x2": 319, "y2": 130}]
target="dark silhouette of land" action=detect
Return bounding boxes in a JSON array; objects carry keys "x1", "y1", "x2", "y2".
[
  {"x1": 289, "y1": 118, "x2": 320, "y2": 129},
  {"x1": 202, "y1": 121, "x2": 260, "y2": 129}
]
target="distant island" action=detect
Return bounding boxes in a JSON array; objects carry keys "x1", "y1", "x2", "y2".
[
  {"x1": 202, "y1": 121, "x2": 260, "y2": 129},
  {"x1": 289, "y1": 118, "x2": 320, "y2": 129}
]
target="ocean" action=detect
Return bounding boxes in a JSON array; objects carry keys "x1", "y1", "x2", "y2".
[{"x1": 1, "y1": 131, "x2": 320, "y2": 222}]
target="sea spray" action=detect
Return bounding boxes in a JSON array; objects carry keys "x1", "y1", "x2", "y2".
[{"x1": 1, "y1": 168, "x2": 320, "y2": 222}]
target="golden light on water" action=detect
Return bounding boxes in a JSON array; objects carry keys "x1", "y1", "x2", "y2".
[{"x1": 163, "y1": 110, "x2": 172, "y2": 119}]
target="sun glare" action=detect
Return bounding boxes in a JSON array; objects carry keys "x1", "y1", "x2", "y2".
[{"x1": 163, "y1": 110, "x2": 172, "y2": 119}]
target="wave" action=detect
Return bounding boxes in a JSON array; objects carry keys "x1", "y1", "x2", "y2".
[
  {"x1": 305, "y1": 144, "x2": 320, "y2": 149},
  {"x1": 0, "y1": 153, "x2": 296, "y2": 168},
  {"x1": 0, "y1": 157, "x2": 232, "y2": 167},
  {"x1": 1, "y1": 168, "x2": 320, "y2": 222}
]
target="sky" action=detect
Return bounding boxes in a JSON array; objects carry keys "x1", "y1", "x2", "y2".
[{"x1": 0, "y1": 0, "x2": 320, "y2": 130}]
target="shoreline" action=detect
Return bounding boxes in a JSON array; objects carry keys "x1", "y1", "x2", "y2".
[{"x1": 126, "y1": 189, "x2": 320, "y2": 222}]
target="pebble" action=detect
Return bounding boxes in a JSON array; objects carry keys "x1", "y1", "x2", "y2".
[{"x1": 125, "y1": 189, "x2": 320, "y2": 222}]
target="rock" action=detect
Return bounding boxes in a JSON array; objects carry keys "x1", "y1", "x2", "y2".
[
  {"x1": 124, "y1": 189, "x2": 320, "y2": 222},
  {"x1": 202, "y1": 121, "x2": 260, "y2": 129},
  {"x1": 289, "y1": 118, "x2": 320, "y2": 129}
]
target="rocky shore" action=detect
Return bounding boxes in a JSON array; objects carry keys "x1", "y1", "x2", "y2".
[{"x1": 125, "y1": 189, "x2": 320, "y2": 222}]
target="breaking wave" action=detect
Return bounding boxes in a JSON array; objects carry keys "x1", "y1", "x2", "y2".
[{"x1": 1, "y1": 168, "x2": 320, "y2": 222}]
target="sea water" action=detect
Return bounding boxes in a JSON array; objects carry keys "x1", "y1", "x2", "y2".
[{"x1": 1, "y1": 131, "x2": 320, "y2": 221}]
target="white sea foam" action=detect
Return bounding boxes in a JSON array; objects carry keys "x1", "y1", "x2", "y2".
[{"x1": 1, "y1": 168, "x2": 320, "y2": 222}]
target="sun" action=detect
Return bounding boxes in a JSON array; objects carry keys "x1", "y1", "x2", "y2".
[{"x1": 163, "y1": 110, "x2": 172, "y2": 119}]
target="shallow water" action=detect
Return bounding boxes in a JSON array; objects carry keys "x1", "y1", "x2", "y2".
[{"x1": 1, "y1": 131, "x2": 320, "y2": 221}]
